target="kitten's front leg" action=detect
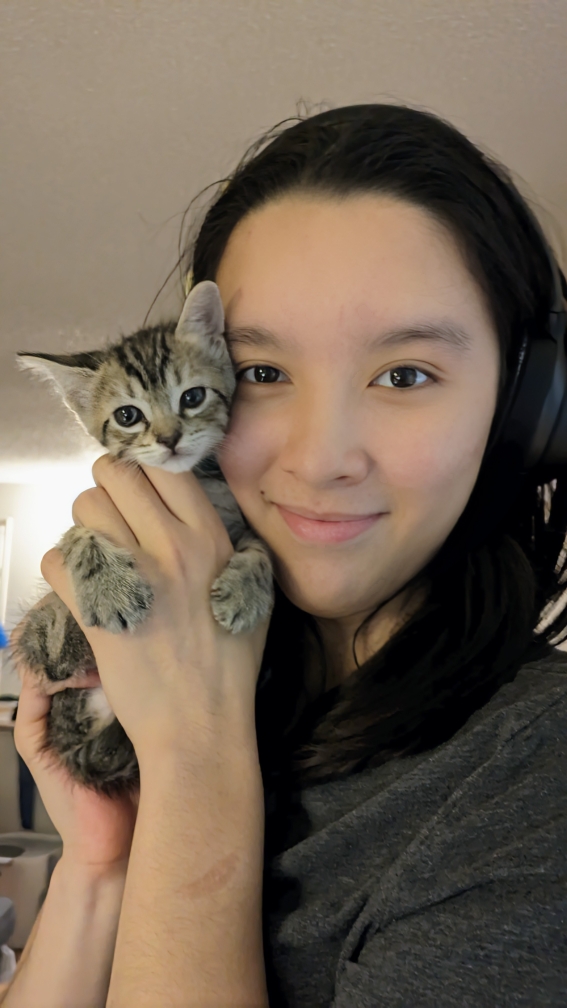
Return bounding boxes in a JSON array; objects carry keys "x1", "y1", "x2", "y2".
[
  {"x1": 210, "y1": 531, "x2": 274, "y2": 634},
  {"x1": 58, "y1": 526, "x2": 154, "y2": 633}
]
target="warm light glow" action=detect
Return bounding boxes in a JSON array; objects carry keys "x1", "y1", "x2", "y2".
[
  {"x1": 0, "y1": 451, "x2": 102, "y2": 490},
  {"x1": 0, "y1": 451, "x2": 103, "y2": 617},
  {"x1": 0, "y1": 453, "x2": 106, "y2": 694}
]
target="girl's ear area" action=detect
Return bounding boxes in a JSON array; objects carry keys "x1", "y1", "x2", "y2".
[
  {"x1": 175, "y1": 280, "x2": 225, "y2": 342},
  {"x1": 16, "y1": 350, "x2": 104, "y2": 419}
]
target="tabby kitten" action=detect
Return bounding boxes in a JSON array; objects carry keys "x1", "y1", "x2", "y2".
[{"x1": 14, "y1": 281, "x2": 273, "y2": 794}]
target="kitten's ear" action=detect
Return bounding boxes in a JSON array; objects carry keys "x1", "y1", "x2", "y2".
[
  {"x1": 175, "y1": 281, "x2": 225, "y2": 344},
  {"x1": 16, "y1": 350, "x2": 105, "y2": 421}
]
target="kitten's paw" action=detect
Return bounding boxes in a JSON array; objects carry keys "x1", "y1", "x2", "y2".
[
  {"x1": 210, "y1": 547, "x2": 273, "y2": 634},
  {"x1": 58, "y1": 527, "x2": 153, "y2": 633},
  {"x1": 15, "y1": 592, "x2": 95, "y2": 684}
]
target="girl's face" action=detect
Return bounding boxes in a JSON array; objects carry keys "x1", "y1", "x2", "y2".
[{"x1": 216, "y1": 194, "x2": 500, "y2": 621}]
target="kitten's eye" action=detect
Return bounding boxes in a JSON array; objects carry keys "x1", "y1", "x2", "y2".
[
  {"x1": 180, "y1": 386, "x2": 207, "y2": 410},
  {"x1": 113, "y1": 405, "x2": 145, "y2": 426},
  {"x1": 373, "y1": 366, "x2": 430, "y2": 389},
  {"x1": 237, "y1": 365, "x2": 285, "y2": 384}
]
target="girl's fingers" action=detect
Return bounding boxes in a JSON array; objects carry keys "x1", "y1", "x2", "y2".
[
  {"x1": 44, "y1": 669, "x2": 102, "y2": 695},
  {"x1": 141, "y1": 465, "x2": 234, "y2": 574},
  {"x1": 141, "y1": 464, "x2": 227, "y2": 533},
  {"x1": 72, "y1": 486, "x2": 139, "y2": 551},
  {"x1": 13, "y1": 647, "x2": 102, "y2": 776},
  {"x1": 13, "y1": 673, "x2": 51, "y2": 762},
  {"x1": 40, "y1": 548, "x2": 86, "y2": 628},
  {"x1": 91, "y1": 455, "x2": 187, "y2": 553},
  {"x1": 92, "y1": 455, "x2": 231, "y2": 562}
]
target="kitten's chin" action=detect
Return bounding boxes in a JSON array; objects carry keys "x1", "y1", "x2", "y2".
[
  {"x1": 159, "y1": 454, "x2": 198, "y2": 473},
  {"x1": 130, "y1": 452, "x2": 197, "y2": 473},
  {"x1": 129, "y1": 435, "x2": 224, "y2": 473}
]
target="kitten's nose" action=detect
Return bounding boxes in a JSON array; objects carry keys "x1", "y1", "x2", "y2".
[{"x1": 156, "y1": 430, "x2": 182, "y2": 451}]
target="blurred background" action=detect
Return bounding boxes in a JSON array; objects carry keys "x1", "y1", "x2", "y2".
[{"x1": 0, "y1": 0, "x2": 566, "y2": 855}]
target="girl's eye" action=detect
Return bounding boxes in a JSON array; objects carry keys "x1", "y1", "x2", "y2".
[
  {"x1": 373, "y1": 366, "x2": 430, "y2": 389},
  {"x1": 114, "y1": 405, "x2": 145, "y2": 426},
  {"x1": 236, "y1": 365, "x2": 286, "y2": 384}
]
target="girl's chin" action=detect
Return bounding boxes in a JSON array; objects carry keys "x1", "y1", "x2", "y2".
[{"x1": 275, "y1": 570, "x2": 379, "y2": 620}]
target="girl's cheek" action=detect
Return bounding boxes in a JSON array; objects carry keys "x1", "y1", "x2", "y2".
[
  {"x1": 375, "y1": 414, "x2": 489, "y2": 492},
  {"x1": 218, "y1": 406, "x2": 279, "y2": 487}
]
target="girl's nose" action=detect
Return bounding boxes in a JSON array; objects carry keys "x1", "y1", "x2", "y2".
[{"x1": 279, "y1": 396, "x2": 370, "y2": 487}]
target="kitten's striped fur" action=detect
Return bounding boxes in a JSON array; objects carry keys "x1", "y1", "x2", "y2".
[{"x1": 14, "y1": 282, "x2": 273, "y2": 794}]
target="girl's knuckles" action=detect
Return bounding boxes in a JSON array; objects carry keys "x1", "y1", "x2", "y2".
[
  {"x1": 156, "y1": 540, "x2": 213, "y2": 582},
  {"x1": 40, "y1": 547, "x2": 64, "y2": 580},
  {"x1": 72, "y1": 486, "x2": 106, "y2": 520},
  {"x1": 92, "y1": 453, "x2": 115, "y2": 483}
]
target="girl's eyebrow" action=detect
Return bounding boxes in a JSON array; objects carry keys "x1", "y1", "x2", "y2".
[
  {"x1": 225, "y1": 320, "x2": 473, "y2": 354},
  {"x1": 375, "y1": 320, "x2": 473, "y2": 353},
  {"x1": 225, "y1": 326, "x2": 288, "y2": 351}
]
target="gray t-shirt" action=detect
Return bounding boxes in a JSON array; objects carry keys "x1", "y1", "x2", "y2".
[{"x1": 263, "y1": 649, "x2": 567, "y2": 1007}]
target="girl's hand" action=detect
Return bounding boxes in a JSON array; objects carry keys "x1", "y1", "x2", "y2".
[
  {"x1": 13, "y1": 661, "x2": 138, "y2": 873},
  {"x1": 39, "y1": 454, "x2": 269, "y2": 767}
]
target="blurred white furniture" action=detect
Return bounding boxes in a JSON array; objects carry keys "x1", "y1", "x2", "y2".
[{"x1": 0, "y1": 832, "x2": 62, "y2": 948}]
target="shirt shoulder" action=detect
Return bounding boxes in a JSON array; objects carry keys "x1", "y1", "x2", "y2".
[
  {"x1": 266, "y1": 650, "x2": 567, "y2": 1007},
  {"x1": 331, "y1": 649, "x2": 567, "y2": 1006}
]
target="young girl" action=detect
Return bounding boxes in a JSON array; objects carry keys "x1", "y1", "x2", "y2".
[{"x1": 3, "y1": 104, "x2": 566, "y2": 1007}]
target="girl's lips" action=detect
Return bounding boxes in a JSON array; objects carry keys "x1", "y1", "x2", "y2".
[{"x1": 275, "y1": 504, "x2": 385, "y2": 543}]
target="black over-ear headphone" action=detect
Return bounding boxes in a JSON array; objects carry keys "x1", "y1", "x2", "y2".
[
  {"x1": 489, "y1": 212, "x2": 567, "y2": 472},
  {"x1": 428, "y1": 211, "x2": 567, "y2": 573}
]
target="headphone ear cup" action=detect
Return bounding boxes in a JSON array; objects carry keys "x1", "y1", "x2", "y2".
[
  {"x1": 541, "y1": 276, "x2": 567, "y2": 467},
  {"x1": 498, "y1": 338, "x2": 565, "y2": 470},
  {"x1": 496, "y1": 245, "x2": 567, "y2": 471},
  {"x1": 540, "y1": 381, "x2": 567, "y2": 467}
]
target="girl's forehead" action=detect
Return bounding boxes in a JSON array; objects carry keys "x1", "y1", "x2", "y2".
[
  {"x1": 219, "y1": 192, "x2": 453, "y2": 267},
  {"x1": 218, "y1": 196, "x2": 495, "y2": 354},
  {"x1": 219, "y1": 194, "x2": 472, "y2": 298}
]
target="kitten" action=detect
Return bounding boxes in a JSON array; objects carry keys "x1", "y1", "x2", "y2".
[{"x1": 14, "y1": 281, "x2": 273, "y2": 794}]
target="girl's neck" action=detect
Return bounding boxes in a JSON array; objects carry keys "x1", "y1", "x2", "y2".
[{"x1": 308, "y1": 585, "x2": 426, "y2": 692}]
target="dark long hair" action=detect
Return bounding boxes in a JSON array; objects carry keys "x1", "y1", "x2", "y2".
[{"x1": 183, "y1": 104, "x2": 567, "y2": 794}]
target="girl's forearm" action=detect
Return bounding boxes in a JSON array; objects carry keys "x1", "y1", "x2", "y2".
[
  {"x1": 106, "y1": 734, "x2": 268, "y2": 1008},
  {"x1": 1, "y1": 856, "x2": 126, "y2": 1008}
]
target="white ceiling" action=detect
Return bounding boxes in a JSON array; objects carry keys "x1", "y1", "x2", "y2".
[{"x1": 1, "y1": 0, "x2": 566, "y2": 474}]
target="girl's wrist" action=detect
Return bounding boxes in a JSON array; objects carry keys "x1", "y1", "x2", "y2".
[
  {"x1": 57, "y1": 851, "x2": 130, "y2": 886},
  {"x1": 136, "y1": 713, "x2": 260, "y2": 780},
  {"x1": 132, "y1": 685, "x2": 261, "y2": 770}
]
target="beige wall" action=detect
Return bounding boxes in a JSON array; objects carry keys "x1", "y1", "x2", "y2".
[{"x1": 1, "y1": 0, "x2": 566, "y2": 474}]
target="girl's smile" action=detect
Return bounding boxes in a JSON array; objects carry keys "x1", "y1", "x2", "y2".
[{"x1": 273, "y1": 503, "x2": 386, "y2": 544}]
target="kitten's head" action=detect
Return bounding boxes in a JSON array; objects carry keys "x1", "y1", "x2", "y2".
[{"x1": 18, "y1": 281, "x2": 235, "y2": 473}]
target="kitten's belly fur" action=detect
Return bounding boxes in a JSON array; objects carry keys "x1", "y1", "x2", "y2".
[{"x1": 86, "y1": 686, "x2": 116, "y2": 732}]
